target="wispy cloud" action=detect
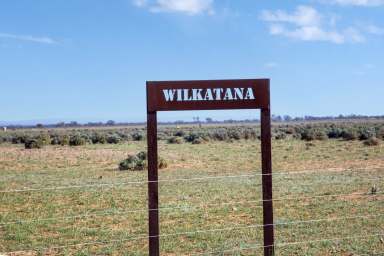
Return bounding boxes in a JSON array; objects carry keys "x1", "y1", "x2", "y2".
[
  {"x1": 355, "y1": 63, "x2": 376, "y2": 76},
  {"x1": 320, "y1": 0, "x2": 384, "y2": 6},
  {"x1": 365, "y1": 25, "x2": 384, "y2": 35},
  {"x1": 0, "y1": 33, "x2": 57, "y2": 44},
  {"x1": 133, "y1": 0, "x2": 147, "y2": 7},
  {"x1": 260, "y1": 5, "x2": 366, "y2": 44},
  {"x1": 264, "y1": 62, "x2": 278, "y2": 69},
  {"x1": 133, "y1": 0, "x2": 214, "y2": 15}
]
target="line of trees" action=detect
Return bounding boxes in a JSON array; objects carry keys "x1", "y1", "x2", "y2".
[{"x1": 2, "y1": 114, "x2": 384, "y2": 130}]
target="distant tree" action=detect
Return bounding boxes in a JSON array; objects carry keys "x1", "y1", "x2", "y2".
[
  {"x1": 283, "y1": 115, "x2": 293, "y2": 122},
  {"x1": 106, "y1": 120, "x2": 116, "y2": 126},
  {"x1": 36, "y1": 123, "x2": 43, "y2": 128},
  {"x1": 206, "y1": 117, "x2": 213, "y2": 123},
  {"x1": 56, "y1": 122, "x2": 65, "y2": 127},
  {"x1": 70, "y1": 121, "x2": 79, "y2": 127}
]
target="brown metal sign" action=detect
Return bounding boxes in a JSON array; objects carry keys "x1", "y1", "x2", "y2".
[
  {"x1": 147, "y1": 79, "x2": 270, "y2": 112},
  {"x1": 146, "y1": 79, "x2": 274, "y2": 256}
]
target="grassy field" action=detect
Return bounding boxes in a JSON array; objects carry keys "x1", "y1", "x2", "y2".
[{"x1": 0, "y1": 137, "x2": 383, "y2": 255}]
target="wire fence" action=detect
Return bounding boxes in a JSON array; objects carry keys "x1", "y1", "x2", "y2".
[
  {"x1": 1, "y1": 165, "x2": 383, "y2": 254},
  {"x1": 1, "y1": 166, "x2": 383, "y2": 194}
]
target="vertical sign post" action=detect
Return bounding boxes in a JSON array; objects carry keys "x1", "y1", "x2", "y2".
[
  {"x1": 147, "y1": 112, "x2": 159, "y2": 256},
  {"x1": 146, "y1": 79, "x2": 274, "y2": 256}
]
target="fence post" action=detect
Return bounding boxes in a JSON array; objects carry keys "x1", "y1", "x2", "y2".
[
  {"x1": 147, "y1": 111, "x2": 160, "y2": 256},
  {"x1": 261, "y1": 106, "x2": 275, "y2": 256}
]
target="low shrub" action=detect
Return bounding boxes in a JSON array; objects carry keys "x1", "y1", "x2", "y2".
[
  {"x1": 69, "y1": 134, "x2": 86, "y2": 146},
  {"x1": 137, "y1": 151, "x2": 147, "y2": 161},
  {"x1": 119, "y1": 155, "x2": 141, "y2": 171},
  {"x1": 192, "y1": 137, "x2": 205, "y2": 144},
  {"x1": 119, "y1": 151, "x2": 167, "y2": 171},
  {"x1": 174, "y1": 130, "x2": 185, "y2": 137},
  {"x1": 50, "y1": 135, "x2": 61, "y2": 145},
  {"x1": 359, "y1": 128, "x2": 376, "y2": 140},
  {"x1": 91, "y1": 133, "x2": 107, "y2": 144},
  {"x1": 132, "y1": 132, "x2": 144, "y2": 141},
  {"x1": 327, "y1": 128, "x2": 343, "y2": 139},
  {"x1": 341, "y1": 129, "x2": 358, "y2": 141},
  {"x1": 228, "y1": 129, "x2": 242, "y2": 140},
  {"x1": 275, "y1": 133, "x2": 287, "y2": 140},
  {"x1": 12, "y1": 135, "x2": 29, "y2": 144},
  {"x1": 378, "y1": 127, "x2": 384, "y2": 140},
  {"x1": 38, "y1": 133, "x2": 51, "y2": 145},
  {"x1": 184, "y1": 133, "x2": 200, "y2": 143},
  {"x1": 363, "y1": 137, "x2": 380, "y2": 146},
  {"x1": 167, "y1": 136, "x2": 183, "y2": 144},
  {"x1": 106, "y1": 134, "x2": 121, "y2": 144},
  {"x1": 60, "y1": 135, "x2": 70, "y2": 146},
  {"x1": 25, "y1": 139, "x2": 44, "y2": 149},
  {"x1": 158, "y1": 157, "x2": 168, "y2": 169},
  {"x1": 301, "y1": 129, "x2": 327, "y2": 141}
]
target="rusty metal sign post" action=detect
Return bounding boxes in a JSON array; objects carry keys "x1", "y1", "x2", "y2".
[{"x1": 146, "y1": 79, "x2": 274, "y2": 256}]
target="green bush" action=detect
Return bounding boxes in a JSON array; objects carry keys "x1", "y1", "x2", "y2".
[
  {"x1": 60, "y1": 135, "x2": 70, "y2": 146},
  {"x1": 327, "y1": 127, "x2": 343, "y2": 139},
  {"x1": 363, "y1": 137, "x2": 380, "y2": 146},
  {"x1": 228, "y1": 129, "x2": 242, "y2": 140},
  {"x1": 12, "y1": 135, "x2": 29, "y2": 144},
  {"x1": 378, "y1": 127, "x2": 384, "y2": 140},
  {"x1": 50, "y1": 135, "x2": 61, "y2": 145},
  {"x1": 275, "y1": 132, "x2": 287, "y2": 140},
  {"x1": 106, "y1": 134, "x2": 121, "y2": 144},
  {"x1": 167, "y1": 136, "x2": 183, "y2": 144},
  {"x1": 91, "y1": 133, "x2": 107, "y2": 144},
  {"x1": 341, "y1": 129, "x2": 358, "y2": 141},
  {"x1": 119, "y1": 155, "x2": 141, "y2": 171},
  {"x1": 25, "y1": 139, "x2": 44, "y2": 149},
  {"x1": 192, "y1": 137, "x2": 205, "y2": 144},
  {"x1": 119, "y1": 151, "x2": 167, "y2": 171},
  {"x1": 132, "y1": 132, "x2": 144, "y2": 141},
  {"x1": 211, "y1": 129, "x2": 228, "y2": 141},
  {"x1": 301, "y1": 129, "x2": 327, "y2": 141},
  {"x1": 69, "y1": 134, "x2": 86, "y2": 146},
  {"x1": 174, "y1": 130, "x2": 185, "y2": 137},
  {"x1": 137, "y1": 151, "x2": 147, "y2": 160},
  {"x1": 184, "y1": 133, "x2": 200, "y2": 143},
  {"x1": 38, "y1": 133, "x2": 51, "y2": 145},
  {"x1": 359, "y1": 127, "x2": 376, "y2": 140}
]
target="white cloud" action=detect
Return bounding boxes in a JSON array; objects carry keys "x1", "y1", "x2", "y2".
[
  {"x1": 322, "y1": 0, "x2": 384, "y2": 6},
  {"x1": 260, "y1": 6, "x2": 365, "y2": 44},
  {"x1": 260, "y1": 5, "x2": 322, "y2": 27},
  {"x1": 133, "y1": 0, "x2": 214, "y2": 15},
  {"x1": 133, "y1": 0, "x2": 147, "y2": 7},
  {"x1": 0, "y1": 33, "x2": 57, "y2": 44},
  {"x1": 264, "y1": 62, "x2": 278, "y2": 69},
  {"x1": 365, "y1": 25, "x2": 384, "y2": 35}
]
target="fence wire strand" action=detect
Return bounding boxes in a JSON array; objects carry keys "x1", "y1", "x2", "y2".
[
  {"x1": 192, "y1": 233, "x2": 384, "y2": 255},
  {"x1": 1, "y1": 167, "x2": 383, "y2": 194},
  {"x1": 3, "y1": 213, "x2": 383, "y2": 254},
  {"x1": 1, "y1": 191, "x2": 383, "y2": 226},
  {"x1": 5, "y1": 231, "x2": 383, "y2": 255}
]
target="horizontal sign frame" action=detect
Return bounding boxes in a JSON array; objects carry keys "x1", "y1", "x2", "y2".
[{"x1": 147, "y1": 79, "x2": 270, "y2": 112}]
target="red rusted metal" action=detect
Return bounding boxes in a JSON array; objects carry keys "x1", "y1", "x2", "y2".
[{"x1": 146, "y1": 79, "x2": 274, "y2": 256}]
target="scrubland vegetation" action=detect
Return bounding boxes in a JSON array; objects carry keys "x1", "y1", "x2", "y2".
[
  {"x1": 1, "y1": 121, "x2": 383, "y2": 149},
  {"x1": 0, "y1": 121, "x2": 383, "y2": 255}
]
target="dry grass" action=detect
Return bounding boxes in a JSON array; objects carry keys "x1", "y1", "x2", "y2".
[{"x1": 0, "y1": 139, "x2": 383, "y2": 255}]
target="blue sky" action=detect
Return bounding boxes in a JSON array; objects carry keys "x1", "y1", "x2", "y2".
[{"x1": 0, "y1": 0, "x2": 383, "y2": 124}]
